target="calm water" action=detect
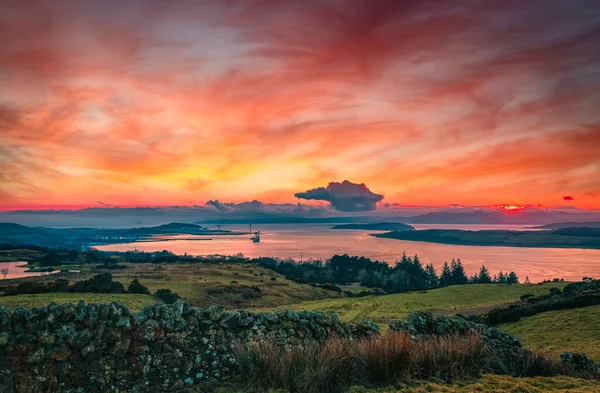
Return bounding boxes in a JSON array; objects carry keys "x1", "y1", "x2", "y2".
[
  {"x1": 96, "y1": 224, "x2": 600, "y2": 283},
  {"x1": 0, "y1": 261, "x2": 57, "y2": 279}
]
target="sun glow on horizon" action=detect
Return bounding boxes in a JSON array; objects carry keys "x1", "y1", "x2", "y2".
[{"x1": 499, "y1": 205, "x2": 527, "y2": 212}]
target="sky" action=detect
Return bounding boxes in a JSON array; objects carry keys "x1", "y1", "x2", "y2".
[{"x1": 1, "y1": 0, "x2": 599, "y2": 211}]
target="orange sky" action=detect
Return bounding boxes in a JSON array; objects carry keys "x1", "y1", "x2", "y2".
[{"x1": 1, "y1": 1, "x2": 599, "y2": 210}]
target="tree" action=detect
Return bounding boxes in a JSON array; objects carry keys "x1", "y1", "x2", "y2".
[
  {"x1": 497, "y1": 272, "x2": 507, "y2": 284},
  {"x1": 439, "y1": 262, "x2": 452, "y2": 287},
  {"x1": 507, "y1": 272, "x2": 519, "y2": 284},
  {"x1": 1, "y1": 268, "x2": 8, "y2": 279},
  {"x1": 450, "y1": 258, "x2": 468, "y2": 285},
  {"x1": 425, "y1": 264, "x2": 438, "y2": 288},
  {"x1": 478, "y1": 265, "x2": 492, "y2": 284}
]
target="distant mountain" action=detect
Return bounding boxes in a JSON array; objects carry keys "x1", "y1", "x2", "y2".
[
  {"x1": 401, "y1": 210, "x2": 600, "y2": 225},
  {"x1": 200, "y1": 216, "x2": 373, "y2": 224},
  {"x1": 531, "y1": 222, "x2": 600, "y2": 229},
  {"x1": 331, "y1": 222, "x2": 414, "y2": 231}
]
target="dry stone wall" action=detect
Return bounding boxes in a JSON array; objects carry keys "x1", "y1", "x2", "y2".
[{"x1": 0, "y1": 301, "x2": 378, "y2": 393}]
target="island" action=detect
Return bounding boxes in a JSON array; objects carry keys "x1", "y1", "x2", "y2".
[
  {"x1": 373, "y1": 227, "x2": 600, "y2": 249},
  {"x1": 529, "y1": 221, "x2": 600, "y2": 229},
  {"x1": 331, "y1": 222, "x2": 414, "y2": 231}
]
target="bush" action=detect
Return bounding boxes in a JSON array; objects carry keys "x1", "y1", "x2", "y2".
[
  {"x1": 480, "y1": 279, "x2": 600, "y2": 325},
  {"x1": 71, "y1": 273, "x2": 125, "y2": 293},
  {"x1": 154, "y1": 288, "x2": 182, "y2": 304},
  {"x1": 520, "y1": 293, "x2": 535, "y2": 301},
  {"x1": 127, "y1": 279, "x2": 150, "y2": 294},
  {"x1": 319, "y1": 283, "x2": 343, "y2": 293}
]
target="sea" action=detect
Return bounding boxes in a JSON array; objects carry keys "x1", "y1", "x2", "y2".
[{"x1": 91, "y1": 224, "x2": 600, "y2": 283}]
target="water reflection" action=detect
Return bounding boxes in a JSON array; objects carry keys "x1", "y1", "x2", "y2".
[
  {"x1": 95, "y1": 224, "x2": 600, "y2": 283},
  {"x1": 0, "y1": 261, "x2": 57, "y2": 279}
]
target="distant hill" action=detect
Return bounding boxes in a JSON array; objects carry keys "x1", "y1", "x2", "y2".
[
  {"x1": 374, "y1": 228, "x2": 600, "y2": 249},
  {"x1": 332, "y1": 222, "x2": 414, "y2": 231},
  {"x1": 401, "y1": 210, "x2": 600, "y2": 225},
  {"x1": 531, "y1": 222, "x2": 600, "y2": 230},
  {"x1": 0, "y1": 223, "x2": 41, "y2": 235},
  {"x1": 0, "y1": 222, "x2": 235, "y2": 248}
]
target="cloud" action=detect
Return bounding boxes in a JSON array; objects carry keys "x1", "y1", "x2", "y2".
[
  {"x1": 295, "y1": 180, "x2": 384, "y2": 211},
  {"x1": 1, "y1": 1, "x2": 600, "y2": 209},
  {"x1": 563, "y1": 196, "x2": 574, "y2": 201}
]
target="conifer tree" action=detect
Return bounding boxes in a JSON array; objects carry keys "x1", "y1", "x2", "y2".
[
  {"x1": 478, "y1": 265, "x2": 492, "y2": 284},
  {"x1": 440, "y1": 261, "x2": 452, "y2": 287},
  {"x1": 425, "y1": 264, "x2": 438, "y2": 288},
  {"x1": 451, "y1": 258, "x2": 468, "y2": 285}
]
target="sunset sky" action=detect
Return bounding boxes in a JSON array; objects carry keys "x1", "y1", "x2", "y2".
[{"x1": 1, "y1": 0, "x2": 599, "y2": 210}]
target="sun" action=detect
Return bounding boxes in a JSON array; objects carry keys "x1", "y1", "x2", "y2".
[{"x1": 499, "y1": 205, "x2": 526, "y2": 212}]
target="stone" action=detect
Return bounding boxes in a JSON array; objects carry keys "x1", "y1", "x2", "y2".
[{"x1": 206, "y1": 306, "x2": 225, "y2": 322}]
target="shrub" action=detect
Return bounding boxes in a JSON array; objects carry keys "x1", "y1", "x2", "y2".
[
  {"x1": 520, "y1": 293, "x2": 535, "y2": 301},
  {"x1": 320, "y1": 283, "x2": 343, "y2": 293},
  {"x1": 154, "y1": 288, "x2": 182, "y2": 304},
  {"x1": 127, "y1": 279, "x2": 150, "y2": 294},
  {"x1": 71, "y1": 273, "x2": 125, "y2": 293}
]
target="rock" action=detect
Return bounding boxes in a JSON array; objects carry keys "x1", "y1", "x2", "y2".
[
  {"x1": 561, "y1": 352, "x2": 599, "y2": 373},
  {"x1": 219, "y1": 312, "x2": 240, "y2": 330},
  {"x1": 206, "y1": 306, "x2": 225, "y2": 322},
  {"x1": 0, "y1": 332, "x2": 9, "y2": 346}
]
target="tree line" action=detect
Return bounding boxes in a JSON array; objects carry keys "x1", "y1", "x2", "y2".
[{"x1": 254, "y1": 253, "x2": 519, "y2": 293}]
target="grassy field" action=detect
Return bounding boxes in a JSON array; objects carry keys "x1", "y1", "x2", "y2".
[
  {"x1": 267, "y1": 282, "x2": 568, "y2": 324},
  {"x1": 0, "y1": 262, "x2": 346, "y2": 310},
  {"x1": 108, "y1": 262, "x2": 344, "y2": 309},
  {"x1": 0, "y1": 293, "x2": 159, "y2": 311},
  {"x1": 346, "y1": 375, "x2": 600, "y2": 393},
  {"x1": 499, "y1": 305, "x2": 600, "y2": 362}
]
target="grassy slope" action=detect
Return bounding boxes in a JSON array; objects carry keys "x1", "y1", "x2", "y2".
[
  {"x1": 499, "y1": 305, "x2": 600, "y2": 362},
  {"x1": 348, "y1": 374, "x2": 600, "y2": 393},
  {"x1": 267, "y1": 282, "x2": 568, "y2": 324},
  {"x1": 0, "y1": 293, "x2": 159, "y2": 311},
  {"x1": 0, "y1": 262, "x2": 345, "y2": 310},
  {"x1": 108, "y1": 262, "x2": 343, "y2": 309}
]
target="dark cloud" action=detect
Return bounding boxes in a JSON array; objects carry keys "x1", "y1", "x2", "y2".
[
  {"x1": 295, "y1": 181, "x2": 384, "y2": 211},
  {"x1": 563, "y1": 195, "x2": 574, "y2": 201}
]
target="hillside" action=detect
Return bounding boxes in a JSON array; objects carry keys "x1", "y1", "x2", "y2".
[
  {"x1": 499, "y1": 305, "x2": 600, "y2": 361},
  {"x1": 262, "y1": 282, "x2": 566, "y2": 324}
]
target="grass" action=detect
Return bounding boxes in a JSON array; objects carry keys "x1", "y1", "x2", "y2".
[
  {"x1": 231, "y1": 332, "x2": 490, "y2": 393},
  {"x1": 0, "y1": 262, "x2": 346, "y2": 310},
  {"x1": 0, "y1": 293, "x2": 160, "y2": 311},
  {"x1": 210, "y1": 331, "x2": 596, "y2": 393},
  {"x1": 266, "y1": 282, "x2": 568, "y2": 324},
  {"x1": 346, "y1": 374, "x2": 600, "y2": 393},
  {"x1": 499, "y1": 305, "x2": 600, "y2": 362},
  {"x1": 103, "y1": 262, "x2": 347, "y2": 309}
]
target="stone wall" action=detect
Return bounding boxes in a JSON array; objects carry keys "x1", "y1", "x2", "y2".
[{"x1": 0, "y1": 301, "x2": 378, "y2": 393}]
